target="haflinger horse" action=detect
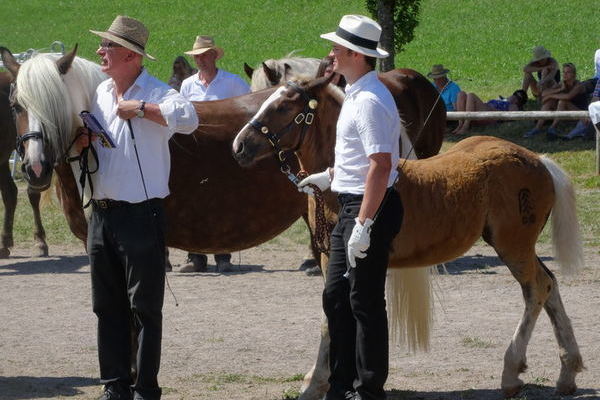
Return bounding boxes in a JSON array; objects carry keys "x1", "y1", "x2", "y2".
[
  {"x1": 0, "y1": 70, "x2": 48, "y2": 257},
  {"x1": 0, "y1": 45, "x2": 310, "y2": 254},
  {"x1": 231, "y1": 76, "x2": 586, "y2": 398},
  {"x1": 244, "y1": 56, "x2": 321, "y2": 92}
]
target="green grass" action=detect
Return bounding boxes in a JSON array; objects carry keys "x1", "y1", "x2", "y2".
[{"x1": 0, "y1": 0, "x2": 598, "y2": 249}]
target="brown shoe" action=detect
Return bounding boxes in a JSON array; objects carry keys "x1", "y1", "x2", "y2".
[{"x1": 178, "y1": 253, "x2": 208, "y2": 273}]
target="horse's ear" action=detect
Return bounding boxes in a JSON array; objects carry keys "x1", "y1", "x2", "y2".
[
  {"x1": 56, "y1": 44, "x2": 78, "y2": 75},
  {"x1": 0, "y1": 47, "x2": 20, "y2": 79},
  {"x1": 282, "y1": 63, "x2": 291, "y2": 80},
  {"x1": 243, "y1": 62, "x2": 254, "y2": 79},
  {"x1": 262, "y1": 62, "x2": 279, "y2": 85},
  {"x1": 307, "y1": 74, "x2": 335, "y2": 92}
]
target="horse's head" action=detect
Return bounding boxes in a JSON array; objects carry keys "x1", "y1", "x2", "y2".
[
  {"x1": 232, "y1": 75, "x2": 334, "y2": 168},
  {"x1": 0, "y1": 45, "x2": 83, "y2": 190}
]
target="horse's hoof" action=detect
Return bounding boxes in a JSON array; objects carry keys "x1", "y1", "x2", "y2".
[
  {"x1": 35, "y1": 245, "x2": 49, "y2": 257},
  {"x1": 556, "y1": 382, "x2": 577, "y2": 396},
  {"x1": 299, "y1": 258, "x2": 317, "y2": 270},
  {"x1": 502, "y1": 383, "x2": 523, "y2": 398},
  {"x1": 0, "y1": 248, "x2": 10, "y2": 258}
]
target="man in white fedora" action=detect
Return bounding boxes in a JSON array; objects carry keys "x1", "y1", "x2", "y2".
[
  {"x1": 297, "y1": 14, "x2": 403, "y2": 400},
  {"x1": 84, "y1": 15, "x2": 198, "y2": 400},
  {"x1": 178, "y1": 35, "x2": 250, "y2": 273},
  {"x1": 521, "y1": 45, "x2": 560, "y2": 99}
]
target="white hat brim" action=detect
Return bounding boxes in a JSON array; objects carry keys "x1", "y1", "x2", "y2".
[{"x1": 320, "y1": 32, "x2": 388, "y2": 58}]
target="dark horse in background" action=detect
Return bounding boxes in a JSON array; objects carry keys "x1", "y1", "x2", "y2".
[{"x1": 0, "y1": 70, "x2": 48, "y2": 257}]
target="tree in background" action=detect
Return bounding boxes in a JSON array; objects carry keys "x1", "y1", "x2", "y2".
[{"x1": 366, "y1": 0, "x2": 421, "y2": 71}]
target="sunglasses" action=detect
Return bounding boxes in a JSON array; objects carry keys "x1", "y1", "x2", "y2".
[{"x1": 99, "y1": 41, "x2": 123, "y2": 49}]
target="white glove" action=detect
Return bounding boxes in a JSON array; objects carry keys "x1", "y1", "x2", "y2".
[
  {"x1": 347, "y1": 218, "x2": 374, "y2": 268},
  {"x1": 297, "y1": 169, "x2": 331, "y2": 195}
]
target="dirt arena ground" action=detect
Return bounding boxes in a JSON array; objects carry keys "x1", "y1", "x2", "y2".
[{"x1": 0, "y1": 237, "x2": 598, "y2": 400}]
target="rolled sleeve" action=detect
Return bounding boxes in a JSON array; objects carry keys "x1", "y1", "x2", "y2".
[{"x1": 159, "y1": 91, "x2": 199, "y2": 135}]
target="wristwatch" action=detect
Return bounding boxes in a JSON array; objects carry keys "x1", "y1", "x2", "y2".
[{"x1": 136, "y1": 100, "x2": 146, "y2": 118}]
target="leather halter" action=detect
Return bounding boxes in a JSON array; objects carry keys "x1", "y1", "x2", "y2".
[
  {"x1": 15, "y1": 131, "x2": 43, "y2": 159},
  {"x1": 247, "y1": 81, "x2": 318, "y2": 184}
]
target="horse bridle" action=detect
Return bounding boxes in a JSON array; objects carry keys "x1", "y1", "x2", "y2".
[
  {"x1": 248, "y1": 80, "x2": 318, "y2": 184},
  {"x1": 15, "y1": 131, "x2": 43, "y2": 159}
]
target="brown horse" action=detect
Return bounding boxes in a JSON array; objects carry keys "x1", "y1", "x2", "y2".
[
  {"x1": 0, "y1": 46, "x2": 310, "y2": 252},
  {"x1": 232, "y1": 77, "x2": 586, "y2": 398},
  {"x1": 246, "y1": 56, "x2": 446, "y2": 159},
  {"x1": 0, "y1": 70, "x2": 48, "y2": 257}
]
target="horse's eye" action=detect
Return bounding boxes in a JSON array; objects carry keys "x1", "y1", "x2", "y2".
[{"x1": 12, "y1": 103, "x2": 23, "y2": 113}]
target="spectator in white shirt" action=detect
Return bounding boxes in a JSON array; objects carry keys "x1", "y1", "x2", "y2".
[{"x1": 178, "y1": 35, "x2": 250, "y2": 273}]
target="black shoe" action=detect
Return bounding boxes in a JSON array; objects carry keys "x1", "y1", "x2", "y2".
[
  {"x1": 99, "y1": 383, "x2": 132, "y2": 400},
  {"x1": 323, "y1": 390, "x2": 358, "y2": 400}
]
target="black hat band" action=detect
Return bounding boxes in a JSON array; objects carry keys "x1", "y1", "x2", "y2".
[{"x1": 335, "y1": 27, "x2": 378, "y2": 50}]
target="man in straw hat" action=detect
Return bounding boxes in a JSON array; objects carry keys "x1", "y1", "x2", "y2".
[
  {"x1": 297, "y1": 14, "x2": 403, "y2": 400},
  {"x1": 83, "y1": 15, "x2": 198, "y2": 400},
  {"x1": 521, "y1": 45, "x2": 560, "y2": 99},
  {"x1": 178, "y1": 35, "x2": 249, "y2": 273},
  {"x1": 427, "y1": 64, "x2": 462, "y2": 112}
]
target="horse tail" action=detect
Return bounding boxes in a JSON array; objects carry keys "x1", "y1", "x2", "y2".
[
  {"x1": 386, "y1": 265, "x2": 433, "y2": 352},
  {"x1": 540, "y1": 155, "x2": 585, "y2": 274}
]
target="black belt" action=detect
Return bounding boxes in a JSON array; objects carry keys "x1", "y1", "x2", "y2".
[
  {"x1": 337, "y1": 187, "x2": 395, "y2": 206},
  {"x1": 91, "y1": 198, "x2": 162, "y2": 210}
]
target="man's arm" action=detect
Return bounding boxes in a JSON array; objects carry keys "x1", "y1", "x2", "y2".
[
  {"x1": 358, "y1": 152, "x2": 392, "y2": 223},
  {"x1": 117, "y1": 100, "x2": 167, "y2": 126}
]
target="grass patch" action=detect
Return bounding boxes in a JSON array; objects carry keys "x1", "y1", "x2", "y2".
[{"x1": 461, "y1": 336, "x2": 496, "y2": 349}]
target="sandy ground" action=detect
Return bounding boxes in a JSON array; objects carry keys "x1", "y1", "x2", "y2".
[{"x1": 0, "y1": 238, "x2": 599, "y2": 400}]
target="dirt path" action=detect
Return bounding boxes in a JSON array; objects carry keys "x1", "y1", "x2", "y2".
[{"x1": 0, "y1": 239, "x2": 598, "y2": 400}]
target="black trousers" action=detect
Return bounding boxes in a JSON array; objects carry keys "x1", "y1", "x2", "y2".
[
  {"x1": 88, "y1": 198, "x2": 166, "y2": 400},
  {"x1": 324, "y1": 189, "x2": 403, "y2": 400}
]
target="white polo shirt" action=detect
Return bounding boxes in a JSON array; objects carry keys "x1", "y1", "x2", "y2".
[
  {"x1": 180, "y1": 69, "x2": 250, "y2": 101},
  {"x1": 331, "y1": 70, "x2": 401, "y2": 195},
  {"x1": 90, "y1": 68, "x2": 199, "y2": 203}
]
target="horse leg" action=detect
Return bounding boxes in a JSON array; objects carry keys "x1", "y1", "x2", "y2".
[
  {"x1": 299, "y1": 314, "x2": 330, "y2": 400},
  {"x1": 27, "y1": 186, "x2": 48, "y2": 257},
  {"x1": 539, "y1": 260, "x2": 583, "y2": 395},
  {"x1": 497, "y1": 253, "x2": 555, "y2": 397},
  {"x1": 0, "y1": 162, "x2": 17, "y2": 258}
]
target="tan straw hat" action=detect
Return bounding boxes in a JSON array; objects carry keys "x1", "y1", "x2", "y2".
[
  {"x1": 320, "y1": 15, "x2": 388, "y2": 58},
  {"x1": 90, "y1": 15, "x2": 156, "y2": 61},
  {"x1": 530, "y1": 46, "x2": 551, "y2": 63},
  {"x1": 427, "y1": 64, "x2": 450, "y2": 79},
  {"x1": 184, "y1": 36, "x2": 224, "y2": 59}
]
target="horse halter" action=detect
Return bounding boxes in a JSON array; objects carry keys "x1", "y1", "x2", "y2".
[
  {"x1": 248, "y1": 80, "x2": 318, "y2": 184},
  {"x1": 16, "y1": 131, "x2": 43, "y2": 159}
]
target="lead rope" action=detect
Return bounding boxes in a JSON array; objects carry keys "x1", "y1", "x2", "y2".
[{"x1": 296, "y1": 170, "x2": 335, "y2": 254}]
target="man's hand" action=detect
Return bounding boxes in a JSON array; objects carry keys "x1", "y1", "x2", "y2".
[
  {"x1": 347, "y1": 217, "x2": 373, "y2": 268},
  {"x1": 116, "y1": 99, "x2": 142, "y2": 120},
  {"x1": 74, "y1": 126, "x2": 97, "y2": 152},
  {"x1": 297, "y1": 168, "x2": 331, "y2": 195}
]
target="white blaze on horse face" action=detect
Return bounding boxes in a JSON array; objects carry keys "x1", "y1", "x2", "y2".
[
  {"x1": 26, "y1": 113, "x2": 45, "y2": 178},
  {"x1": 233, "y1": 86, "x2": 286, "y2": 152}
]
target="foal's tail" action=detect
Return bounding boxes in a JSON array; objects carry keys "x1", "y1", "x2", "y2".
[
  {"x1": 386, "y1": 265, "x2": 433, "y2": 352},
  {"x1": 540, "y1": 156, "x2": 585, "y2": 274}
]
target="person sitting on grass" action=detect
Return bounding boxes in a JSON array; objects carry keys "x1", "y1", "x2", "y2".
[
  {"x1": 427, "y1": 64, "x2": 462, "y2": 112},
  {"x1": 521, "y1": 45, "x2": 560, "y2": 99},
  {"x1": 524, "y1": 63, "x2": 589, "y2": 139},
  {"x1": 450, "y1": 89, "x2": 528, "y2": 135}
]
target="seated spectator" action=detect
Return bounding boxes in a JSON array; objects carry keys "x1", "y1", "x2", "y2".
[
  {"x1": 315, "y1": 56, "x2": 346, "y2": 89},
  {"x1": 427, "y1": 64, "x2": 462, "y2": 111},
  {"x1": 524, "y1": 63, "x2": 589, "y2": 138},
  {"x1": 451, "y1": 90, "x2": 528, "y2": 135},
  {"x1": 522, "y1": 46, "x2": 560, "y2": 98},
  {"x1": 167, "y1": 55, "x2": 197, "y2": 91}
]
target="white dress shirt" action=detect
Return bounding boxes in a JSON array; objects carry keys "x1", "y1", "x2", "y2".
[
  {"x1": 90, "y1": 68, "x2": 199, "y2": 203},
  {"x1": 180, "y1": 69, "x2": 250, "y2": 101},
  {"x1": 331, "y1": 71, "x2": 401, "y2": 195}
]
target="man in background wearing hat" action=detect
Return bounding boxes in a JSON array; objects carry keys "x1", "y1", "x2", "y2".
[
  {"x1": 84, "y1": 15, "x2": 198, "y2": 400},
  {"x1": 427, "y1": 64, "x2": 462, "y2": 112},
  {"x1": 178, "y1": 35, "x2": 250, "y2": 273},
  {"x1": 522, "y1": 45, "x2": 560, "y2": 99},
  {"x1": 298, "y1": 14, "x2": 403, "y2": 400}
]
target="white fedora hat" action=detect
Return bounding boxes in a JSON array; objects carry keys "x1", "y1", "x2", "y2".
[{"x1": 320, "y1": 15, "x2": 388, "y2": 59}]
